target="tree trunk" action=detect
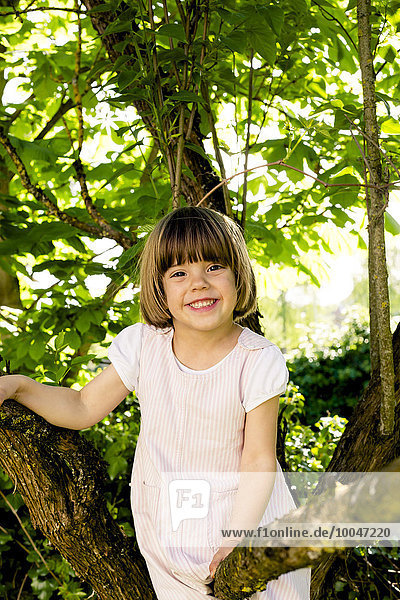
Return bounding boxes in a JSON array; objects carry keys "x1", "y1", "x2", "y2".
[
  {"x1": 310, "y1": 323, "x2": 400, "y2": 599},
  {"x1": 0, "y1": 403, "x2": 156, "y2": 600},
  {"x1": 357, "y1": 0, "x2": 395, "y2": 435}
]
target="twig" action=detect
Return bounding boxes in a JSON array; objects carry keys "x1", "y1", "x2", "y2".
[
  {"x1": 200, "y1": 78, "x2": 232, "y2": 216},
  {"x1": 0, "y1": 311, "x2": 23, "y2": 331},
  {"x1": 36, "y1": 97, "x2": 74, "y2": 140},
  {"x1": 344, "y1": 115, "x2": 373, "y2": 176},
  {"x1": 0, "y1": 127, "x2": 103, "y2": 237},
  {"x1": 0, "y1": 489, "x2": 62, "y2": 585},
  {"x1": 174, "y1": 0, "x2": 186, "y2": 23},
  {"x1": 146, "y1": 0, "x2": 176, "y2": 195},
  {"x1": 25, "y1": 279, "x2": 61, "y2": 312},
  {"x1": 241, "y1": 49, "x2": 254, "y2": 229},
  {"x1": 185, "y1": 2, "x2": 209, "y2": 143},
  {"x1": 173, "y1": 104, "x2": 185, "y2": 208},
  {"x1": 17, "y1": 572, "x2": 29, "y2": 600},
  {"x1": 73, "y1": 0, "x2": 84, "y2": 153},
  {"x1": 196, "y1": 160, "x2": 397, "y2": 207},
  {"x1": 344, "y1": 113, "x2": 400, "y2": 180},
  {"x1": 312, "y1": 0, "x2": 358, "y2": 52},
  {"x1": 0, "y1": 6, "x2": 85, "y2": 15},
  {"x1": 162, "y1": 0, "x2": 182, "y2": 88},
  {"x1": 72, "y1": 158, "x2": 132, "y2": 249},
  {"x1": 172, "y1": 3, "x2": 191, "y2": 208},
  {"x1": 62, "y1": 116, "x2": 75, "y2": 149}
]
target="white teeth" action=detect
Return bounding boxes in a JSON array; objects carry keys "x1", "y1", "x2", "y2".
[{"x1": 189, "y1": 299, "x2": 217, "y2": 308}]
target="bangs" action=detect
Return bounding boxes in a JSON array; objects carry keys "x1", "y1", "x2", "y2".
[{"x1": 157, "y1": 213, "x2": 235, "y2": 274}]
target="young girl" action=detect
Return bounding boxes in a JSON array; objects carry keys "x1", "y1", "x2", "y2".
[{"x1": 0, "y1": 206, "x2": 311, "y2": 599}]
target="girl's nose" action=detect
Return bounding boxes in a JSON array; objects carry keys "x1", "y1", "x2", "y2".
[{"x1": 190, "y1": 271, "x2": 209, "y2": 290}]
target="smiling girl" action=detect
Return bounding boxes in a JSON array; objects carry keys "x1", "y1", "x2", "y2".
[{"x1": 0, "y1": 206, "x2": 311, "y2": 599}]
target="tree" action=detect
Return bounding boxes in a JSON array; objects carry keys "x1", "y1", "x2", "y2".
[{"x1": 1, "y1": 0, "x2": 400, "y2": 598}]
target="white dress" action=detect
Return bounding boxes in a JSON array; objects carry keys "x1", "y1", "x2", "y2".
[{"x1": 108, "y1": 323, "x2": 311, "y2": 599}]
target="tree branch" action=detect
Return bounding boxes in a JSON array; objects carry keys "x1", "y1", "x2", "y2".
[
  {"x1": 241, "y1": 49, "x2": 254, "y2": 229},
  {"x1": 0, "y1": 127, "x2": 102, "y2": 237},
  {"x1": 214, "y1": 455, "x2": 400, "y2": 599},
  {"x1": 0, "y1": 400, "x2": 157, "y2": 600},
  {"x1": 312, "y1": 0, "x2": 358, "y2": 52},
  {"x1": 0, "y1": 6, "x2": 85, "y2": 16},
  {"x1": 72, "y1": 158, "x2": 133, "y2": 249},
  {"x1": 35, "y1": 97, "x2": 75, "y2": 140},
  {"x1": 200, "y1": 78, "x2": 232, "y2": 216},
  {"x1": 73, "y1": 0, "x2": 84, "y2": 153},
  {"x1": 196, "y1": 160, "x2": 397, "y2": 207},
  {"x1": 357, "y1": 0, "x2": 395, "y2": 436}
]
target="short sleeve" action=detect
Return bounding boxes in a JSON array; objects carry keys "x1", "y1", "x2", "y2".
[
  {"x1": 242, "y1": 346, "x2": 289, "y2": 413},
  {"x1": 107, "y1": 323, "x2": 144, "y2": 391}
]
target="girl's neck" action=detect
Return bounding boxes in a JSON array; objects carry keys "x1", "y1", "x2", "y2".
[{"x1": 171, "y1": 322, "x2": 242, "y2": 370}]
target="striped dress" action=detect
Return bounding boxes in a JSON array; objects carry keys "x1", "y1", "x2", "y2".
[{"x1": 108, "y1": 323, "x2": 311, "y2": 599}]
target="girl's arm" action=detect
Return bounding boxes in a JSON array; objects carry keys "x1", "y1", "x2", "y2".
[
  {"x1": 209, "y1": 396, "x2": 280, "y2": 577},
  {"x1": 0, "y1": 365, "x2": 130, "y2": 430},
  {"x1": 225, "y1": 395, "x2": 280, "y2": 537}
]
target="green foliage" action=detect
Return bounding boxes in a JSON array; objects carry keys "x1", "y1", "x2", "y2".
[
  {"x1": 281, "y1": 382, "x2": 347, "y2": 472},
  {"x1": 327, "y1": 546, "x2": 400, "y2": 600},
  {"x1": 287, "y1": 320, "x2": 371, "y2": 424}
]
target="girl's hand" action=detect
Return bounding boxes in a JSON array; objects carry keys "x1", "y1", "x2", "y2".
[
  {"x1": 0, "y1": 375, "x2": 20, "y2": 409},
  {"x1": 209, "y1": 544, "x2": 236, "y2": 578}
]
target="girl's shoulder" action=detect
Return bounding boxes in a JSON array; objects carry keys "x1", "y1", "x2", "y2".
[
  {"x1": 237, "y1": 327, "x2": 278, "y2": 351},
  {"x1": 114, "y1": 322, "x2": 171, "y2": 340}
]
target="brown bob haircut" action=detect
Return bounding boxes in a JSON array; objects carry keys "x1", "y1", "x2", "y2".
[{"x1": 139, "y1": 206, "x2": 257, "y2": 328}]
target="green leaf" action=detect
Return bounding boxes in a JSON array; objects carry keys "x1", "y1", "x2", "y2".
[
  {"x1": 381, "y1": 117, "x2": 400, "y2": 133},
  {"x1": 157, "y1": 23, "x2": 186, "y2": 43},
  {"x1": 87, "y1": 2, "x2": 115, "y2": 12},
  {"x1": 64, "y1": 330, "x2": 81, "y2": 350},
  {"x1": 28, "y1": 341, "x2": 46, "y2": 361},
  {"x1": 118, "y1": 70, "x2": 141, "y2": 91},
  {"x1": 117, "y1": 239, "x2": 145, "y2": 268},
  {"x1": 383, "y1": 45, "x2": 396, "y2": 63},
  {"x1": 385, "y1": 212, "x2": 400, "y2": 235},
  {"x1": 262, "y1": 6, "x2": 284, "y2": 36},
  {"x1": 70, "y1": 354, "x2": 97, "y2": 366},
  {"x1": 54, "y1": 332, "x2": 65, "y2": 351},
  {"x1": 168, "y1": 91, "x2": 203, "y2": 103},
  {"x1": 107, "y1": 455, "x2": 128, "y2": 480},
  {"x1": 298, "y1": 263, "x2": 320, "y2": 287},
  {"x1": 221, "y1": 30, "x2": 247, "y2": 54},
  {"x1": 75, "y1": 313, "x2": 92, "y2": 334},
  {"x1": 157, "y1": 48, "x2": 187, "y2": 65},
  {"x1": 103, "y1": 19, "x2": 132, "y2": 35},
  {"x1": 55, "y1": 365, "x2": 69, "y2": 381}
]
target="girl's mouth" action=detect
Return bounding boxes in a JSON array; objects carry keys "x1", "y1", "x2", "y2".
[{"x1": 187, "y1": 299, "x2": 219, "y2": 311}]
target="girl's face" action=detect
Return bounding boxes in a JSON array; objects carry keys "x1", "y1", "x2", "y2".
[{"x1": 162, "y1": 260, "x2": 237, "y2": 335}]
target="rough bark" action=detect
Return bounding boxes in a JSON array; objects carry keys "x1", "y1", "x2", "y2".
[
  {"x1": 0, "y1": 401, "x2": 156, "y2": 600},
  {"x1": 357, "y1": 0, "x2": 395, "y2": 434}
]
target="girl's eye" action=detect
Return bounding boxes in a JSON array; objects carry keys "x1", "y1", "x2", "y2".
[
  {"x1": 170, "y1": 271, "x2": 186, "y2": 278},
  {"x1": 208, "y1": 264, "x2": 224, "y2": 271}
]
